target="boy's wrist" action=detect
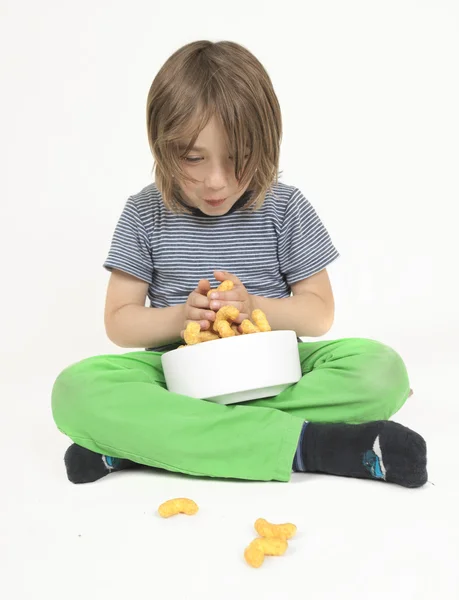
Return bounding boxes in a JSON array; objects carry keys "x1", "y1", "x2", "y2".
[
  {"x1": 249, "y1": 294, "x2": 262, "y2": 313},
  {"x1": 178, "y1": 303, "x2": 188, "y2": 336}
]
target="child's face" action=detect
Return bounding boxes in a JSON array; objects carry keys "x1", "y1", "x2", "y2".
[{"x1": 177, "y1": 116, "x2": 252, "y2": 216}]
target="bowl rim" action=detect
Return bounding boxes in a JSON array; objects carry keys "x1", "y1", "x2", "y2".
[{"x1": 161, "y1": 329, "x2": 298, "y2": 358}]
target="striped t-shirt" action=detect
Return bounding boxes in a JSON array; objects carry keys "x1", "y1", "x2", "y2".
[{"x1": 103, "y1": 180, "x2": 339, "y2": 351}]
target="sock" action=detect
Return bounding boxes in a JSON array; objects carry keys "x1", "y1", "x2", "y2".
[
  {"x1": 64, "y1": 444, "x2": 138, "y2": 484},
  {"x1": 293, "y1": 420, "x2": 427, "y2": 488}
]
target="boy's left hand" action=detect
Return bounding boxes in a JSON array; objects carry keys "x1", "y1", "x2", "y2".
[{"x1": 209, "y1": 270, "x2": 254, "y2": 325}]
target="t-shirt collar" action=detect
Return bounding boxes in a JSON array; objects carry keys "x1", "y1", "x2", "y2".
[{"x1": 175, "y1": 189, "x2": 253, "y2": 217}]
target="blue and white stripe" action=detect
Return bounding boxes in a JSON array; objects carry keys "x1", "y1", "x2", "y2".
[{"x1": 104, "y1": 181, "x2": 339, "y2": 351}]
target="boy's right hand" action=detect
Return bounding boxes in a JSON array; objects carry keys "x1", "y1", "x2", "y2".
[{"x1": 181, "y1": 279, "x2": 216, "y2": 337}]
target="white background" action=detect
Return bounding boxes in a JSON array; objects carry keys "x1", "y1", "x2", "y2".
[{"x1": 1, "y1": 1, "x2": 458, "y2": 599}]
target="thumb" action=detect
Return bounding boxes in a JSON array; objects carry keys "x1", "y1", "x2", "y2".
[
  {"x1": 197, "y1": 279, "x2": 211, "y2": 294},
  {"x1": 214, "y1": 270, "x2": 242, "y2": 286}
]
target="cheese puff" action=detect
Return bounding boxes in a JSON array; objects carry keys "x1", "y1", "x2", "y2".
[
  {"x1": 183, "y1": 323, "x2": 219, "y2": 345},
  {"x1": 251, "y1": 309, "x2": 271, "y2": 332},
  {"x1": 213, "y1": 305, "x2": 240, "y2": 332},
  {"x1": 199, "y1": 331, "x2": 220, "y2": 342},
  {"x1": 240, "y1": 319, "x2": 260, "y2": 334},
  {"x1": 244, "y1": 541, "x2": 264, "y2": 568},
  {"x1": 207, "y1": 280, "x2": 234, "y2": 298},
  {"x1": 184, "y1": 322, "x2": 202, "y2": 345},
  {"x1": 254, "y1": 518, "x2": 297, "y2": 541},
  {"x1": 215, "y1": 320, "x2": 235, "y2": 338},
  {"x1": 244, "y1": 537, "x2": 288, "y2": 568},
  {"x1": 158, "y1": 498, "x2": 199, "y2": 518}
]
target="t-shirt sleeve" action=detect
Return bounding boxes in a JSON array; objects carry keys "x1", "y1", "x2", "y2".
[
  {"x1": 103, "y1": 197, "x2": 154, "y2": 284},
  {"x1": 278, "y1": 188, "x2": 339, "y2": 286}
]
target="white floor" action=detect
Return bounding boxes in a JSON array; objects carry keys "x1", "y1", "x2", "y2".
[{"x1": 2, "y1": 358, "x2": 459, "y2": 600}]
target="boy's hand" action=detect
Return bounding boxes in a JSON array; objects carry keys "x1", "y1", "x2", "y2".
[
  {"x1": 208, "y1": 270, "x2": 253, "y2": 326},
  {"x1": 181, "y1": 279, "x2": 215, "y2": 338}
]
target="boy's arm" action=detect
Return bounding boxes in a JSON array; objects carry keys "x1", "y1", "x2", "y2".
[
  {"x1": 104, "y1": 270, "x2": 185, "y2": 348},
  {"x1": 251, "y1": 269, "x2": 335, "y2": 337}
]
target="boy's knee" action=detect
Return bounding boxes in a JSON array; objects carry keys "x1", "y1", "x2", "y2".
[
  {"x1": 53, "y1": 356, "x2": 95, "y2": 397},
  {"x1": 51, "y1": 356, "x2": 100, "y2": 432},
  {"x1": 356, "y1": 339, "x2": 410, "y2": 418}
]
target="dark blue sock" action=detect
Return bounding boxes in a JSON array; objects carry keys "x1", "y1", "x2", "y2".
[
  {"x1": 64, "y1": 444, "x2": 138, "y2": 484},
  {"x1": 292, "y1": 420, "x2": 427, "y2": 488}
]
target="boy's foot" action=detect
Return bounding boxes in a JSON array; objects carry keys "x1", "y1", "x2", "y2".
[
  {"x1": 293, "y1": 420, "x2": 427, "y2": 488},
  {"x1": 64, "y1": 444, "x2": 138, "y2": 484}
]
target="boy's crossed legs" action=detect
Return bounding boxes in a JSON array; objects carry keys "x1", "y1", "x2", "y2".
[{"x1": 52, "y1": 338, "x2": 427, "y2": 488}]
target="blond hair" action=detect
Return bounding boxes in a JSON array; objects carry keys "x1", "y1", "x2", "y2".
[{"x1": 146, "y1": 40, "x2": 283, "y2": 213}]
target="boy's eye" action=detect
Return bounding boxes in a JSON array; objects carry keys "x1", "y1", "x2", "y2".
[{"x1": 184, "y1": 155, "x2": 250, "y2": 163}]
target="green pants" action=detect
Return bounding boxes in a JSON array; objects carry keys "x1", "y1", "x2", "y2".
[{"x1": 51, "y1": 338, "x2": 411, "y2": 482}]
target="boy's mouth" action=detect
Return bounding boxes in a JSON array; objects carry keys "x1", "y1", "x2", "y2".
[{"x1": 204, "y1": 198, "x2": 227, "y2": 207}]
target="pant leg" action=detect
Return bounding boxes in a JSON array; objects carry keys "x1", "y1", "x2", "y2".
[
  {"x1": 250, "y1": 338, "x2": 411, "y2": 423},
  {"x1": 51, "y1": 351, "x2": 303, "y2": 482}
]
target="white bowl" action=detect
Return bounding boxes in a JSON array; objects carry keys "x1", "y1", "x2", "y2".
[{"x1": 161, "y1": 330, "x2": 302, "y2": 405}]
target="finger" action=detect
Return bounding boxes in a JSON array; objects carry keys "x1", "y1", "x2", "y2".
[
  {"x1": 214, "y1": 270, "x2": 243, "y2": 286},
  {"x1": 187, "y1": 307, "x2": 215, "y2": 322},
  {"x1": 233, "y1": 313, "x2": 249, "y2": 325},
  {"x1": 208, "y1": 290, "x2": 241, "y2": 302},
  {"x1": 197, "y1": 279, "x2": 211, "y2": 295},
  {"x1": 190, "y1": 291, "x2": 211, "y2": 309},
  {"x1": 184, "y1": 319, "x2": 211, "y2": 332},
  {"x1": 209, "y1": 299, "x2": 246, "y2": 315}
]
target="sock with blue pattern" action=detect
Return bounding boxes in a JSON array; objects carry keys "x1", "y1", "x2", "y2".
[
  {"x1": 293, "y1": 420, "x2": 427, "y2": 488},
  {"x1": 64, "y1": 444, "x2": 138, "y2": 484}
]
